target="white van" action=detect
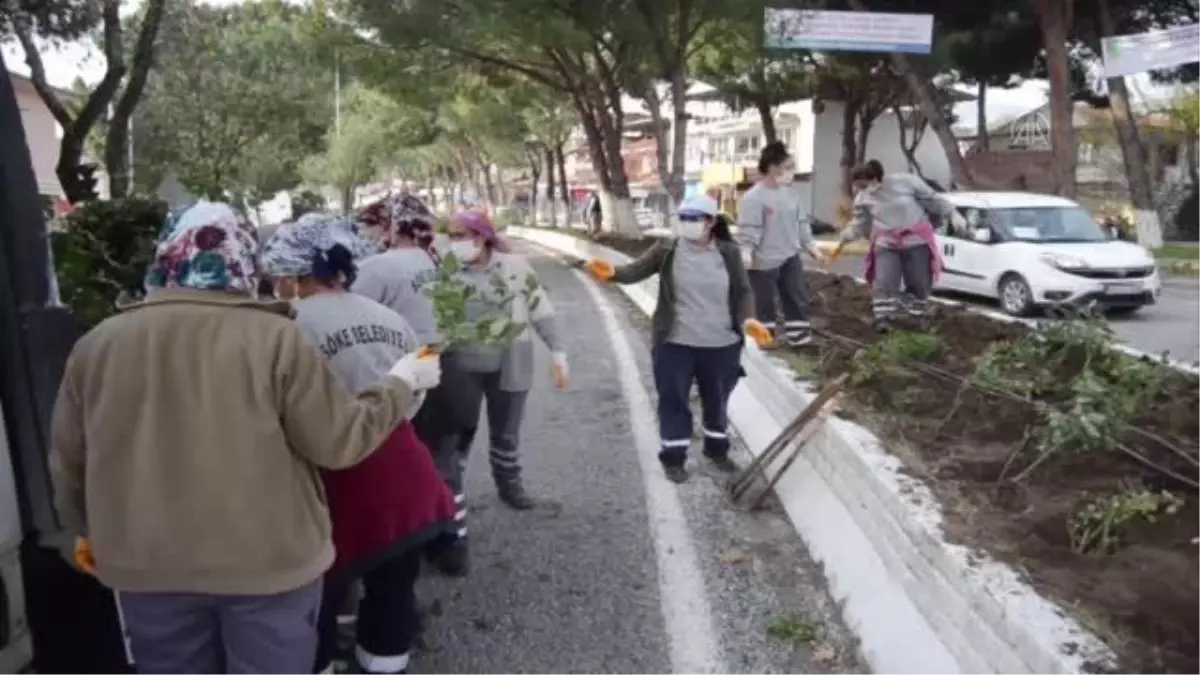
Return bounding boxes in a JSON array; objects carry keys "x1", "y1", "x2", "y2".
[{"x1": 934, "y1": 192, "x2": 1161, "y2": 316}]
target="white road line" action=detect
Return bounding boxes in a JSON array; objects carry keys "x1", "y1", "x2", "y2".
[{"x1": 574, "y1": 269, "x2": 725, "y2": 674}]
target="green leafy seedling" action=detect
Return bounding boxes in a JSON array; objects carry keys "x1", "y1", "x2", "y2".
[{"x1": 765, "y1": 615, "x2": 817, "y2": 646}]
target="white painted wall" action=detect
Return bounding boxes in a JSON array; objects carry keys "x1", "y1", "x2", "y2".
[
  {"x1": 810, "y1": 101, "x2": 952, "y2": 225},
  {"x1": 12, "y1": 75, "x2": 62, "y2": 198}
]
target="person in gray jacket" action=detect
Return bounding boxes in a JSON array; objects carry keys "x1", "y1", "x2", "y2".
[
  {"x1": 441, "y1": 210, "x2": 569, "y2": 501},
  {"x1": 736, "y1": 141, "x2": 829, "y2": 346},
  {"x1": 834, "y1": 160, "x2": 966, "y2": 332}
]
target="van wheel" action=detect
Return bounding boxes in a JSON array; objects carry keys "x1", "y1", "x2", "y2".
[{"x1": 998, "y1": 273, "x2": 1034, "y2": 316}]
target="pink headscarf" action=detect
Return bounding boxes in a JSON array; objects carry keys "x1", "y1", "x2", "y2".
[{"x1": 452, "y1": 210, "x2": 510, "y2": 253}]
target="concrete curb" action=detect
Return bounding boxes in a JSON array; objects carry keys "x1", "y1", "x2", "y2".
[{"x1": 510, "y1": 226, "x2": 1119, "y2": 675}]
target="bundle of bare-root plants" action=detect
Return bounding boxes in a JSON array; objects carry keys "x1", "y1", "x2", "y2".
[{"x1": 793, "y1": 273, "x2": 1198, "y2": 674}]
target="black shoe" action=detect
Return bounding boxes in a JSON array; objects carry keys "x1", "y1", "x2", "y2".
[
  {"x1": 872, "y1": 318, "x2": 892, "y2": 334},
  {"x1": 496, "y1": 477, "x2": 537, "y2": 510},
  {"x1": 425, "y1": 537, "x2": 469, "y2": 577},
  {"x1": 707, "y1": 455, "x2": 738, "y2": 473},
  {"x1": 663, "y1": 464, "x2": 690, "y2": 483}
]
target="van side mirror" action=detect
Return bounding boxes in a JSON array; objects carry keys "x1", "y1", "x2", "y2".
[{"x1": 972, "y1": 228, "x2": 992, "y2": 243}]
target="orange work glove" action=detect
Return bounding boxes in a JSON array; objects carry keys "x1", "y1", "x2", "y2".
[
  {"x1": 826, "y1": 243, "x2": 844, "y2": 267},
  {"x1": 585, "y1": 258, "x2": 615, "y2": 281},
  {"x1": 74, "y1": 537, "x2": 97, "y2": 576},
  {"x1": 743, "y1": 319, "x2": 774, "y2": 349}
]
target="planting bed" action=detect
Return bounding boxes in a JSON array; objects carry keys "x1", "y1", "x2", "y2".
[
  {"x1": 555, "y1": 229, "x2": 1199, "y2": 673},
  {"x1": 799, "y1": 273, "x2": 1199, "y2": 674}
]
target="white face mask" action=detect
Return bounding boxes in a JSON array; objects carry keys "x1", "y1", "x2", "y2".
[
  {"x1": 675, "y1": 219, "x2": 708, "y2": 240},
  {"x1": 777, "y1": 172, "x2": 795, "y2": 186},
  {"x1": 450, "y1": 239, "x2": 482, "y2": 262}
]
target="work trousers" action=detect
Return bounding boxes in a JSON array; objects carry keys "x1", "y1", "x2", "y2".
[
  {"x1": 652, "y1": 341, "x2": 743, "y2": 467},
  {"x1": 872, "y1": 244, "x2": 934, "y2": 321},
  {"x1": 748, "y1": 254, "x2": 812, "y2": 344},
  {"x1": 315, "y1": 551, "x2": 421, "y2": 674},
  {"x1": 118, "y1": 579, "x2": 322, "y2": 674}
]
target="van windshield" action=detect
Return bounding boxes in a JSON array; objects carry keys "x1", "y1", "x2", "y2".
[{"x1": 985, "y1": 206, "x2": 1108, "y2": 243}]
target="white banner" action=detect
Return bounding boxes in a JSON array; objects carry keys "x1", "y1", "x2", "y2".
[
  {"x1": 764, "y1": 9, "x2": 934, "y2": 54},
  {"x1": 1102, "y1": 23, "x2": 1200, "y2": 78}
]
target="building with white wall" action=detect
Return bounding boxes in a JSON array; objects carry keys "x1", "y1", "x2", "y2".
[{"x1": 10, "y1": 71, "x2": 108, "y2": 218}]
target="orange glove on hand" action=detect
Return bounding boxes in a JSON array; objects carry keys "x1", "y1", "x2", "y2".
[
  {"x1": 74, "y1": 537, "x2": 97, "y2": 576},
  {"x1": 825, "y1": 243, "x2": 844, "y2": 267},
  {"x1": 585, "y1": 258, "x2": 615, "y2": 281},
  {"x1": 743, "y1": 319, "x2": 774, "y2": 349}
]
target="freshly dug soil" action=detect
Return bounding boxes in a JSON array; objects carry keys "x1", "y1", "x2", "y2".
[{"x1": 801, "y1": 272, "x2": 1199, "y2": 674}]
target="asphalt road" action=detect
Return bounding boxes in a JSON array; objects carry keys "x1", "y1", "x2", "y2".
[
  {"x1": 411, "y1": 246, "x2": 866, "y2": 674},
  {"x1": 827, "y1": 255, "x2": 1200, "y2": 365}
]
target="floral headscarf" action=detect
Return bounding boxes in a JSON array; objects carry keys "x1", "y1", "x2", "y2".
[
  {"x1": 355, "y1": 193, "x2": 436, "y2": 238},
  {"x1": 260, "y1": 212, "x2": 376, "y2": 278},
  {"x1": 144, "y1": 200, "x2": 260, "y2": 295}
]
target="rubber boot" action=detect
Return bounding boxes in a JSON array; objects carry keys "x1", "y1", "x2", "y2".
[{"x1": 495, "y1": 476, "x2": 536, "y2": 510}]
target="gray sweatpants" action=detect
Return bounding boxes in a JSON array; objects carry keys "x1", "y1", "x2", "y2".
[
  {"x1": 872, "y1": 244, "x2": 933, "y2": 320},
  {"x1": 454, "y1": 369, "x2": 529, "y2": 485},
  {"x1": 118, "y1": 579, "x2": 322, "y2": 674},
  {"x1": 748, "y1": 254, "x2": 811, "y2": 342}
]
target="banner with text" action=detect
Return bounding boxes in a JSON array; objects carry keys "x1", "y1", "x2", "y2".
[
  {"x1": 764, "y1": 9, "x2": 934, "y2": 54},
  {"x1": 1102, "y1": 23, "x2": 1199, "y2": 78}
]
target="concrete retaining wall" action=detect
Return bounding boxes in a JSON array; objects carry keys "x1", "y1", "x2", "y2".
[{"x1": 509, "y1": 226, "x2": 1117, "y2": 674}]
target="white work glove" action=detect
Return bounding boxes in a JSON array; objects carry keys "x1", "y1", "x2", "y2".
[
  {"x1": 550, "y1": 351, "x2": 569, "y2": 390},
  {"x1": 950, "y1": 211, "x2": 968, "y2": 234},
  {"x1": 740, "y1": 247, "x2": 754, "y2": 268},
  {"x1": 388, "y1": 351, "x2": 442, "y2": 391}
]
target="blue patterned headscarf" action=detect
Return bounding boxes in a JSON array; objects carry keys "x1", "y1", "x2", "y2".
[
  {"x1": 144, "y1": 200, "x2": 260, "y2": 296},
  {"x1": 260, "y1": 212, "x2": 377, "y2": 278}
]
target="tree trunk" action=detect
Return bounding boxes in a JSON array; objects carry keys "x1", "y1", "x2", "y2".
[
  {"x1": 17, "y1": 0, "x2": 127, "y2": 203},
  {"x1": 844, "y1": 0, "x2": 973, "y2": 188},
  {"x1": 855, "y1": 113, "x2": 874, "y2": 164},
  {"x1": 341, "y1": 184, "x2": 355, "y2": 214},
  {"x1": 528, "y1": 151, "x2": 541, "y2": 225},
  {"x1": 1097, "y1": 0, "x2": 1160, "y2": 247},
  {"x1": 840, "y1": 99, "x2": 861, "y2": 196},
  {"x1": 555, "y1": 142, "x2": 569, "y2": 210},
  {"x1": 976, "y1": 81, "x2": 989, "y2": 150},
  {"x1": 1186, "y1": 132, "x2": 1199, "y2": 187},
  {"x1": 1033, "y1": 0, "x2": 1077, "y2": 198},
  {"x1": 668, "y1": 71, "x2": 689, "y2": 204},
  {"x1": 642, "y1": 84, "x2": 673, "y2": 205},
  {"x1": 755, "y1": 99, "x2": 778, "y2": 144},
  {"x1": 105, "y1": 0, "x2": 166, "y2": 199},
  {"x1": 544, "y1": 147, "x2": 557, "y2": 227}
]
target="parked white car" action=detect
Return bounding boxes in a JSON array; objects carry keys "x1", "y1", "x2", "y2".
[{"x1": 934, "y1": 192, "x2": 1161, "y2": 316}]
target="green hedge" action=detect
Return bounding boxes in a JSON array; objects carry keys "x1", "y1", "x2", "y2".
[{"x1": 50, "y1": 198, "x2": 166, "y2": 328}]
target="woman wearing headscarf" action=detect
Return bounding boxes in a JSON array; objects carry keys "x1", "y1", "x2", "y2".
[
  {"x1": 585, "y1": 194, "x2": 773, "y2": 483},
  {"x1": 49, "y1": 201, "x2": 441, "y2": 674},
  {"x1": 440, "y1": 211, "x2": 567, "y2": 515},
  {"x1": 352, "y1": 195, "x2": 469, "y2": 577},
  {"x1": 833, "y1": 159, "x2": 966, "y2": 332},
  {"x1": 262, "y1": 214, "x2": 455, "y2": 675}
]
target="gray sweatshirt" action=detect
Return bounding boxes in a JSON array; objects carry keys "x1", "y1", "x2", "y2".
[
  {"x1": 352, "y1": 248, "x2": 441, "y2": 345},
  {"x1": 669, "y1": 238, "x2": 739, "y2": 348},
  {"x1": 735, "y1": 182, "x2": 814, "y2": 270},
  {"x1": 840, "y1": 173, "x2": 957, "y2": 249},
  {"x1": 291, "y1": 291, "x2": 420, "y2": 395},
  {"x1": 451, "y1": 252, "x2": 560, "y2": 392}
]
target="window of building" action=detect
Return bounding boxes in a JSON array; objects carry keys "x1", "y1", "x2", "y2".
[
  {"x1": 708, "y1": 137, "x2": 730, "y2": 160},
  {"x1": 735, "y1": 135, "x2": 761, "y2": 156}
]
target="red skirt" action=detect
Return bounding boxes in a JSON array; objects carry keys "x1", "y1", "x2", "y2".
[{"x1": 321, "y1": 421, "x2": 455, "y2": 576}]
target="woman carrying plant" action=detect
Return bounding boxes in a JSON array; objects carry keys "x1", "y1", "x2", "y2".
[
  {"x1": 832, "y1": 160, "x2": 966, "y2": 332},
  {"x1": 439, "y1": 210, "x2": 569, "y2": 515},
  {"x1": 584, "y1": 194, "x2": 774, "y2": 483},
  {"x1": 50, "y1": 201, "x2": 440, "y2": 674},
  {"x1": 261, "y1": 214, "x2": 456, "y2": 675},
  {"x1": 352, "y1": 195, "x2": 471, "y2": 577}
]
